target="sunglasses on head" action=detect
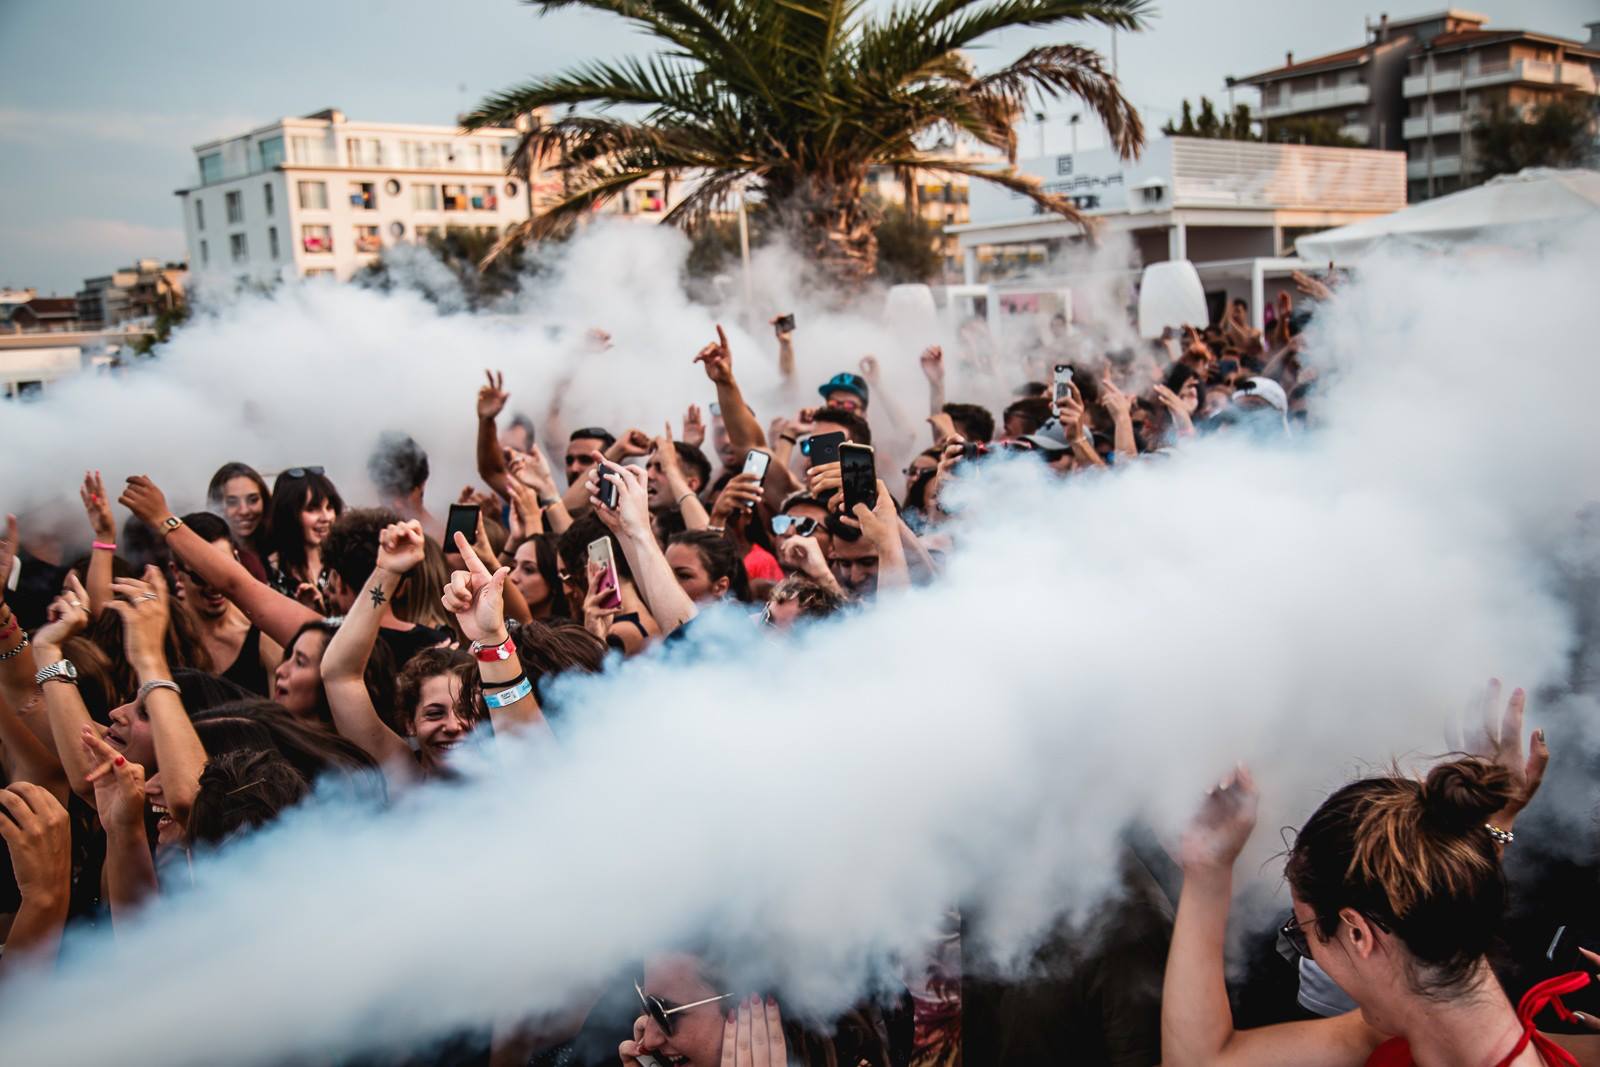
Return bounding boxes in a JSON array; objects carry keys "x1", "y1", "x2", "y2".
[
  {"x1": 283, "y1": 466, "x2": 325, "y2": 479},
  {"x1": 771, "y1": 515, "x2": 817, "y2": 537},
  {"x1": 634, "y1": 980, "x2": 732, "y2": 1037}
]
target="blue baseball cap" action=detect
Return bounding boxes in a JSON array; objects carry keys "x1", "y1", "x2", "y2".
[{"x1": 817, "y1": 372, "x2": 869, "y2": 408}]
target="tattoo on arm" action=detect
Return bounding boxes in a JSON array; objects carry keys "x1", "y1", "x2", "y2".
[{"x1": 368, "y1": 584, "x2": 388, "y2": 609}]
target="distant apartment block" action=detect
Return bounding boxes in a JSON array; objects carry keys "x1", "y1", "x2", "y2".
[
  {"x1": 1235, "y1": 10, "x2": 1600, "y2": 200},
  {"x1": 176, "y1": 108, "x2": 554, "y2": 283},
  {"x1": 76, "y1": 259, "x2": 187, "y2": 330}
]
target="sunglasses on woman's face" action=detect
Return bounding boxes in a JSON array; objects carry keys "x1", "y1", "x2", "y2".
[
  {"x1": 1278, "y1": 915, "x2": 1314, "y2": 961},
  {"x1": 770, "y1": 515, "x2": 817, "y2": 537},
  {"x1": 283, "y1": 466, "x2": 325, "y2": 478},
  {"x1": 634, "y1": 980, "x2": 732, "y2": 1037}
]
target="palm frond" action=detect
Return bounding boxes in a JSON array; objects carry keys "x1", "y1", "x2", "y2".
[
  {"x1": 478, "y1": 168, "x2": 656, "y2": 268},
  {"x1": 973, "y1": 44, "x2": 1144, "y2": 157},
  {"x1": 885, "y1": 156, "x2": 1092, "y2": 231}
]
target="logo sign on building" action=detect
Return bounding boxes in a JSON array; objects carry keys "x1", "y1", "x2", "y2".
[{"x1": 966, "y1": 145, "x2": 1132, "y2": 225}]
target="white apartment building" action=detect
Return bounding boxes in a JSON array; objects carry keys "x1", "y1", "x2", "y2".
[{"x1": 176, "y1": 108, "x2": 539, "y2": 284}]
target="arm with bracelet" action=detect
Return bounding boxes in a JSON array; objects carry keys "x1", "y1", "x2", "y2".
[
  {"x1": 119, "y1": 475, "x2": 320, "y2": 647},
  {"x1": 321, "y1": 522, "x2": 424, "y2": 786},
  {"x1": 30, "y1": 579, "x2": 102, "y2": 806},
  {"x1": 106, "y1": 568, "x2": 207, "y2": 824},
  {"x1": 79, "y1": 470, "x2": 118, "y2": 618},
  {"x1": 443, "y1": 531, "x2": 550, "y2": 737}
]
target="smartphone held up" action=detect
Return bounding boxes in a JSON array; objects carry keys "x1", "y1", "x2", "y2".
[
  {"x1": 586, "y1": 537, "x2": 624, "y2": 611},
  {"x1": 839, "y1": 443, "x2": 877, "y2": 512}
]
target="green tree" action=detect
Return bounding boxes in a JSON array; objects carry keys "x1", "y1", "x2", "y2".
[
  {"x1": 464, "y1": 0, "x2": 1148, "y2": 285},
  {"x1": 1471, "y1": 96, "x2": 1594, "y2": 181},
  {"x1": 1262, "y1": 115, "x2": 1360, "y2": 147},
  {"x1": 873, "y1": 204, "x2": 945, "y2": 284},
  {"x1": 1163, "y1": 96, "x2": 1258, "y2": 141}
]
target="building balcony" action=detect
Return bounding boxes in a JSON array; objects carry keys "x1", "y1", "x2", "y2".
[
  {"x1": 1406, "y1": 154, "x2": 1462, "y2": 179},
  {"x1": 1402, "y1": 111, "x2": 1464, "y2": 139},
  {"x1": 1258, "y1": 82, "x2": 1370, "y2": 119},
  {"x1": 1404, "y1": 58, "x2": 1599, "y2": 97}
]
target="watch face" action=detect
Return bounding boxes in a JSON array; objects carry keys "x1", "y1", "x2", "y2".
[{"x1": 62, "y1": 660, "x2": 78, "y2": 679}]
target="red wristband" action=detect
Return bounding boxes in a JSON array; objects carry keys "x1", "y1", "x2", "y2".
[
  {"x1": 471, "y1": 636, "x2": 515, "y2": 662},
  {"x1": 93, "y1": 540, "x2": 117, "y2": 552}
]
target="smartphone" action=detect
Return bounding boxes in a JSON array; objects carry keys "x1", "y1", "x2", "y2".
[
  {"x1": 586, "y1": 537, "x2": 623, "y2": 610},
  {"x1": 636, "y1": 1057, "x2": 663, "y2": 1067},
  {"x1": 742, "y1": 449, "x2": 771, "y2": 483},
  {"x1": 596, "y1": 465, "x2": 620, "y2": 510},
  {"x1": 1053, "y1": 363, "x2": 1075, "y2": 403},
  {"x1": 444, "y1": 503, "x2": 479, "y2": 549},
  {"x1": 961, "y1": 441, "x2": 987, "y2": 463},
  {"x1": 839, "y1": 443, "x2": 877, "y2": 512},
  {"x1": 773, "y1": 313, "x2": 796, "y2": 335},
  {"x1": 801, "y1": 430, "x2": 845, "y2": 466}
]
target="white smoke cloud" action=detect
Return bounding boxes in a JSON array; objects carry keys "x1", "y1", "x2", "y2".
[{"x1": 1, "y1": 221, "x2": 1596, "y2": 1066}]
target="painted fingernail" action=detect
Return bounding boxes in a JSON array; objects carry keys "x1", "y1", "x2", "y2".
[{"x1": 114, "y1": 755, "x2": 126, "y2": 766}]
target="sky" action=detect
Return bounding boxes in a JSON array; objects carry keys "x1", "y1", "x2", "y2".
[{"x1": 1, "y1": 0, "x2": 1593, "y2": 294}]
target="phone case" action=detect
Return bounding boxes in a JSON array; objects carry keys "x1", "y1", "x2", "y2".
[{"x1": 586, "y1": 539, "x2": 623, "y2": 610}]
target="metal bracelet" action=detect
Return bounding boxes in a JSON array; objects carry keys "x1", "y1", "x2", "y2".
[{"x1": 137, "y1": 678, "x2": 182, "y2": 702}]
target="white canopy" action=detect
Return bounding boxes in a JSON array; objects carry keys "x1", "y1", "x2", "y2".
[{"x1": 1295, "y1": 167, "x2": 1600, "y2": 262}]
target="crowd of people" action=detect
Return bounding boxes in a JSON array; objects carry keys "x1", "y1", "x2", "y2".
[{"x1": 0, "y1": 270, "x2": 1597, "y2": 1067}]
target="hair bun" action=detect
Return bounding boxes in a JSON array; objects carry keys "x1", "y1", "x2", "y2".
[{"x1": 1419, "y1": 759, "x2": 1515, "y2": 833}]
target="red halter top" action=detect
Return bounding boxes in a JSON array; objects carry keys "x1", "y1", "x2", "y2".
[{"x1": 1365, "y1": 971, "x2": 1592, "y2": 1067}]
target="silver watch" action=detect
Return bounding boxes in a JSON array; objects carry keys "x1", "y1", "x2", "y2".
[{"x1": 35, "y1": 658, "x2": 79, "y2": 686}]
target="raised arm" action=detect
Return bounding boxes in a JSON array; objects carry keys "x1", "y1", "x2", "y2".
[
  {"x1": 848, "y1": 483, "x2": 910, "y2": 595},
  {"x1": 31, "y1": 578, "x2": 100, "y2": 805},
  {"x1": 442, "y1": 531, "x2": 550, "y2": 737},
  {"x1": 1162, "y1": 767, "x2": 1375, "y2": 1067},
  {"x1": 771, "y1": 314, "x2": 797, "y2": 385},
  {"x1": 120, "y1": 475, "x2": 319, "y2": 647},
  {"x1": 475, "y1": 369, "x2": 513, "y2": 500},
  {"x1": 80, "y1": 728, "x2": 158, "y2": 928},
  {"x1": 653, "y1": 424, "x2": 712, "y2": 531},
  {"x1": 0, "y1": 783, "x2": 71, "y2": 975},
  {"x1": 919, "y1": 346, "x2": 947, "y2": 417},
  {"x1": 695, "y1": 325, "x2": 767, "y2": 454},
  {"x1": 0, "y1": 515, "x2": 53, "y2": 753},
  {"x1": 1054, "y1": 392, "x2": 1106, "y2": 470},
  {"x1": 107, "y1": 568, "x2": 206, "y2": 825},
  {"x1": 589, "y1": 460, "x2": 697, "y2": 636},
  {"x1": 321, "y1": 522, "x2": 423, "y2": 782},
  {"x1": 78, "y1": 470, "x2": 117, "y2": 618},
  {"x1": 1098, "y1": 377, "x2": 1139, "y2": 461}
]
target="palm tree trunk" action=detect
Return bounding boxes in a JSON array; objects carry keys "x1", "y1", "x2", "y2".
[{"x1": 779, "y1": 178, "x2": 878, "y2": 289}]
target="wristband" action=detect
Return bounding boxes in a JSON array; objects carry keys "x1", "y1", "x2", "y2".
[
  {"x1": 482, "y1": 676, "x2": 533, "y2": 709},
  {"x1": 780, "y1": 435, "x2": 798, "y2": 444},
  {"x1": 675, "y1": 492, "x2": 696, "y2": 507},
  {"x1": 93, "y1": 540, "x2": 117, "y2": 552},
  {"x1": 482, "y1": 671, "x2": 527, "y2": 690},
  {"x1": 470, "y1": 635, "x2": 515, "y2": 662},
  {"x1": 137, "y1": 679, "x2": 182, "y2": 702}
]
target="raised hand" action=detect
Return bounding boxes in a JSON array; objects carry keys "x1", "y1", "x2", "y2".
[
  {"x1": 81, "y1": 726, "x2": 147, "y2": 836},
  {"x1": 682, "y1": 404, "x2": 706, "y2": 449},
  {"x1": 927, "y1": 412, "x2": 957, "y2": 446},
  {"x1": 440, "y1": 531, "x2": 510, "y2": 644},
  {"x1": 1456, "y1": 679, "x2": 1549, "y2": 826},
  {"x1": 721, "y1": 995, "x2": 787, "y2": 1067},
  {"x1": 710, "y1": 472, "x2": 762, "y2": 526},
  {"x1": 0, "y1": 782, "x2": 71, "y2": 905},
  {"x1": 581, "y1": 560, "x2": 620, "y2": 641},
  {"x1": 587, "y1": 459, "x2": 651, "y2": 538},
  {"x1": 1054, "y1": 393, "x2": 1087, "y2": 439},
  {"x1": 107, "y1": 567, "x2": 172, "y2": 674},
  {"x1": 694, "y1": 325, "x2": 734, "y2": 384},
  {"x1": 858, "y1": 354, "x2": 881, "y2": 384},
  {"x1": 848, "y1": 481, "x2": 899, "y2": 549},
  {"x1": 1098, "y1": 376, "x2": 1132, "y2": 419},
  {"x1": 79, "y1": 470, "x2": 116, "y2": 542},
  {"x1": 376, "y1": 520, "x2": 427, "y2": 576},
  {"x1": 1179, "y1": 765, "x2": 1258, "y2": 874},
  {"x1": 780, "y1": 536, "x2": 831, "y2": 581},
  {"x1": 610, "y1": 428, "x2": 653, "y2": 460},
  {"x1": 919, "y1": 345, "x2": 945, "y2": 385},
  {"x1": 1290, "y1": 270, "x2": 1333, "y2": 302},
  {"x1": 34, "y1": 574, "x2": 91, "y2": 651},
  {"x1": 806, "y1": 461, "x2": 842, "y2": 504},
  {"x1": 118, "y1": 475, "x2": 174, "y2": 527},
  {"x1": 1151, "y1": 383, "x2": 1196, "y2": 437},
  {"x1": 477, "y1": 369, "x2": 509, "y2": 421}
]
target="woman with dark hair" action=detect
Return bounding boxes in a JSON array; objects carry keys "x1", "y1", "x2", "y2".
[
  {"x1": 206, "y1": 462, "x2": 272, "y2": 581},
  {"x1": 1161, "y1": 688, "x2": 1583, "y2": 1067},
  {"x1": 507, "y1": 533, "x2": 568, "y2": 620},
  {"x1": 273, "y1": 619, "x2": 395, "y2": 730},
  {"x1": 265, "y1": 468, "x2": 343, "y2": 611},
  {"x1": 665, "y1": 530, "x2": 751, "y2": 604},
  {"x1": 169, "y1": 511, "x2": 281, "y2": 697}
]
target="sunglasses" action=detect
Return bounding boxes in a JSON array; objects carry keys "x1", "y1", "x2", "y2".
[
  {"x1": 282, "y1": 466, "x2": 325, "y2": 479},
  {"x1": 770, "y1": 515, "x2": 817, "y2": 537},
  {"x1": 634, "y1": 980, "x2": 732, "y2": 1037},
  {"x1": 1279, "y1": 912, "x2": 1389, "y2": 962}
]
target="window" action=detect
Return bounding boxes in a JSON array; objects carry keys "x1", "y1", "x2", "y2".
[
  {"x1": 470, "y1": 184, "x2": 497, "y2": 210},
  {"x1": 384, "y1": 178, "x2": 401, "y2": 196},
  {"x1": 354, "y1": 225, "x2": 382, "y2": 253},
  {"x1": 460, "y1": 144, "x2": 483, "y2": 170},
  {"x1": 304, "y1": 268, "x2": 335, "y2": 279},
  {"x1": 230, "y1": 233, "x2": 248, "y2": 263},
  {"x1": 346, "y1": 137, "x2": 383, "y2": 167},
  {"x1": 199, "y1": 239, "x2": 209, "y2": 266},
  {"x1": 634, "y1": 187, "x2": 662, "y2": 213},
  {"x1": 298, "y1": 180, "x2": 328, "y2": 210},
  {"x1": 412, "y1": 184, "x2": 440, "y2": 210},
  {"x1": 302, "y1": 224, "x2": 333, "y2": 254},
  {"x1": 269, "y1": 226, "x2": 280, "y2": 260},
  {"x1": 389, "y1": 221, "x2": 406, "y2": 238},
  {"x1": 195, "y1": 200, "x2": 206, "y2": 231},
  {"x1": 263, "y1": 182, "x2": 274, "y2": 217},
  {"x1": 290, "y1": 135, "x2": 320, "y2": 163},
  {"x1": 257, "y1": 136, "x2": 285, "y2": 170},
  {"x1": 349, "y1": 182, "x2": 377, "y2": 210},
  {"x1": 199, "y1": 152, "x2": 222, "y2": 183},
  {"x1": 225, "y1": 191, "x2": 243, "y2": 224},
  {"x1": 443, "y1": 184, "x2": 468, "y2": 211}
]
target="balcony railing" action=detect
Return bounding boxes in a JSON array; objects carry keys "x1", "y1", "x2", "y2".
[
  {"x1": 1405, "y1": 57, "x2": 1600, "y2": 96},
  {"x1": 1406, "y1": 154, "x2": 1463, "y2": 179},
  {"x1": 1402, "y1": 111, "x2": 1464, "y2": 139},
  {"x1": 1258, "y1": 82, "x2": 1370, "y2": 119}
]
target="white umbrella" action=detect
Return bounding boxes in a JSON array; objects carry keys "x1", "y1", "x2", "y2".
[{"x1": 1296, "y1": 167, "x2": 1600, "y2": 262}]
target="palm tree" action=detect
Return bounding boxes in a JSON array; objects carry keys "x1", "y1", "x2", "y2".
[{"x1": 463, "y1": 0, "x2": 1149, "y2": 283}]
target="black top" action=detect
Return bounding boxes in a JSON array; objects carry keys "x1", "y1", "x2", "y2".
[{"x1": 220, "y1": 624, "x2": 270, "y2": 697}]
